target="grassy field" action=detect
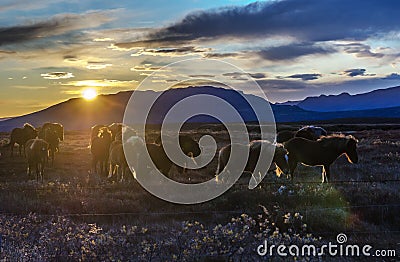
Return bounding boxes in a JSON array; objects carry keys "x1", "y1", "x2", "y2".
[{"x1": 0, "y1": 127, "x2": 399, "y2": 260}]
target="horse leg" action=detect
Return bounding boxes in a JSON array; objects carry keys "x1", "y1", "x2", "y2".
[
  {"x1": 51, "y1": 150, "x2": 54, "y2": 166},
  {"x1": 288, "y1": 156, "x2": 298, "y2": 181},
  {"x1": 27, "y1": 161, "x2": 32, "y2": 177},
  {"x1": 108, "y1": 163, "x2": 113, "y2": 179},
  {"x1": 40, "y1": 162, "x2": 44, "y2": 183},
  {"x1": 323, "y1": 165, "x2": 331, "y2": 183},
  {"x1": 91, "y1": 158, "x2": 97, "y2": 175},
  {"x1": 116, "y1": 165, "x2": 120, "y2": 182},
  {"x1": 121, "y1": 166, "x2": 126, "y2": 183}
]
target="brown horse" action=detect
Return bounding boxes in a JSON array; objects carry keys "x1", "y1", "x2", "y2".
[
  {"x1": 277, "y1": 126, "x2": 327, "y2": 143},
  {"x1": 8, "y1": 123, "x2": 38, "y2": 156},
  {"x1": 295, "y1": 125, "x2": 327, "y2": 141},
  {"x1": 91, "y1": 127, "x2": 112, "y2": 176},
  {"x1": 216, "y1": 140, "x2": 289, "y2": 181},
  {"x1": 143, "y1": 135, "x2": 201, "y2": 177},
  {"x1": 25, "y1": 138, "x2": 49, "y2": 182},
  {"x1": 41, "y1": 123, "x2": 64, "y2": 142},
  {"x1": 284, "y1": 135, "x2": 358, "y2": 183},
  {"x1": 276, "y1": 130, "x2": 296, "y2": 143}
]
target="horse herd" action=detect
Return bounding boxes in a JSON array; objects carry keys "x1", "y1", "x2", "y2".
[
  {"x1": 217, "y1": 126, "x2": 358, "y2": 183},
  {"x1": 3, "y1": 123, "x2": 64, "y2": 182},
  {"x1": 2, "y1": 123, "x2": 359, "y2": 184}
]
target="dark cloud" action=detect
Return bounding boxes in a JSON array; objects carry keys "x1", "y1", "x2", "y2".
[
  {"x1": 222, "y1": 72, "x2": 244, "y2": 77},
  {"x1": 130, "y1": 46, "x2": 209, "y2": 56},
  {"x1": 0, "y1": 11, "x2": 112, "y2": 47},
  {"x1": 0, "y1": 49, "x2": 16, "y2": 54},
  {"x1": 223, "y1": 71, "x2": 267, "y2": 80},
  {"x1": 256, "y1": 42, "x2": 335, "y2": 61},
  {"x1": 221, "y1": 72, "x2": 249, "y2": 80},
  {"x1": 338, "y1": 43, "x2": 385, "y2": 58},
  {"x1": 203, "y1": 52, "x2": 240, "y2": 58},
  {"x1": 249, "y1": 73, "x2": 267, "y2": 79},
  {"x1": 112, "y1": 37, "x2": 188, "y2": 50},
  {"x1": 342, "y1": 68, "x2": 367, "y2": 77},
  {"x1": 172, "y1": 81, "x2": 228, "y2": 88},
  {"x1": 121, "y1": 0, "x2": 400, "y2": 47},
  {"x1": 63, "y1": 55, "x2": 79, "y2": 62},
  {"x1": 188, "y1": 74, "x2": 215, "y2": 78},
  {"x1": 382, "y1": 73, "x2": 400, "y2": 80},
  {"x1": 256, "y1": 79, "x2": 311, "y2": 90},
  {"x1": 287, "y1": 73, "x2": 321, "y2": 81},
  {"x1": 40, "y1": 72, "x2": 74, "y2": 79}
]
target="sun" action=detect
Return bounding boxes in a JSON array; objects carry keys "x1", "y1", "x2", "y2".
[{"x1": 82, "y1": 88, "x2": 97, "y2": 100}]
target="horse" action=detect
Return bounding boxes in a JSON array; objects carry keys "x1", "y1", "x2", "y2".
[
  {"x1": 277, "y1": 126, "x2": 327, "y2": 143},
  {"x1": 91, "y1": 127, "x2": 112, "y2": 176},
  {"x1": 8, "y1": 123, "x2": 38, "y2": 156},
  {"x1": 108, "y1": 123, "x2": 123, "y2": 141},
  {"x1": 155, "y1": 134, "x2": 201, "y2": 158},
  {"x1": 216, "y1": 140, "x2": 289, "y2": 182},
  {"x1": 141, "y1": 135, "x2": 201, "y2": 177},
  {"x1": 284, "y1": 135, "x2": 358, "y2": 183},
  {"x1": 25, "y1": 138, "x2": 49, "y2": 182},
  {"x1": 295, "y1": 125, "x2": 327, "y2": 141},
  {"x1": 41, "y1": 123, "x2": 64, "y2": 142},
  {"x1": 277, "y1": 130, "x2": 296, "y2": 143},
  {"x1": 90, "y1": 124, "x2": 107, "y2": 143}
]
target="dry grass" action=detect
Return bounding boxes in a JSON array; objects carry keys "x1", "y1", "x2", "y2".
[{"x1": 0, "y1": 128, "x2": 399, "y2": 260}]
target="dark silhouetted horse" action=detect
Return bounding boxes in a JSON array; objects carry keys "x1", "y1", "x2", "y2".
[
  {"x1": 108, "y1": 123, "x2": 123, "y2": 141},
  {"x1": 155, "y1": 134, "x2": 201, "y2": 159},
  {"x1": 216, "y1": 140, "x2": 289, "y2": 181},
  {"x1": 277, "y1": 126, "x2": 327, "y2": 143},
  {"x1": 25, "y1": 138, "x2": 49, "y2": 182},
  {"x1": 44, "y1": 128, "x2": 59, "y2": 165},
  {"x1": 90, "y1": 124, "x2": 107, "y2": 142},
  {"x1": 277, "y1": 130, "x2": 296, "y2": 143},
  {"x1": 295, "y1": 126, "x2": 327, "y2": 141},
  {"x1": 143, "y1": 135, "x2": 201, "y2": 177},
  {"x1": 8, "y1": 123, "x2": 38, "y2": 156},
  {"x1": 41, "y1": 123, "x2": 64, "y2": 142},
  {"x1": 91, "y1": 127, "x2": 112, "y2": 176},
  {"x1": 284, "y1": 135, "x2": 358, "y2": 183}
]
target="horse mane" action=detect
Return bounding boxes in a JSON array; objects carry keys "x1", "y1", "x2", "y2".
[
  {"x1": 318, "y1": 134, "x2": 357, "y2": 150},
  {"x1": 23, "y1": 123, "x2": 36, "y2": 130}
]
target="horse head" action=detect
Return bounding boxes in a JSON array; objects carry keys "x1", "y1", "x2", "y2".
[
  {"x1": 23, "y1": 123, "x2": 38, "y2": 139},
  {"x1": 273, "y1": 144, "x2": 289, "y2": 177},
  {"x1": 345, "y1": 135, "x2": 358, "y2": 164}
]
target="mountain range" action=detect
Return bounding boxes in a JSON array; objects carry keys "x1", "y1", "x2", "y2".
[
  {"x1": 277, "y1": 86, "x2": 400, "y2": 112},
  {"x1": 0, "y1": 86, "x2": 399, "y2": 131}
]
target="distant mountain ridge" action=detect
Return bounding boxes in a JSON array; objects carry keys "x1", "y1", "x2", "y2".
[
  {"x1": 278, "y1": 86, "x2": 400, "y2": 112},
  {"x1": 0, "y1": 86, "x2": 399, "y2": 131}
]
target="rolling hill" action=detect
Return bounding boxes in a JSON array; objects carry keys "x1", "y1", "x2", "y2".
[
  {"x1": 277, "y1": 85, "x2": 400, "y2": 112},
  {"x1": 0, "y1": 86, "x2": 399, "y2": 131}
]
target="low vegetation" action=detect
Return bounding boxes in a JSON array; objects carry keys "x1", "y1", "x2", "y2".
[{"x1": 0, "y1": 127, "x2": 399, "y2": 260}]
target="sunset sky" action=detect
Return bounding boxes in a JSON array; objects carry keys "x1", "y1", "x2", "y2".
[{"x1": 1, "y1": 0, "x2": 399, "y2": 117}]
